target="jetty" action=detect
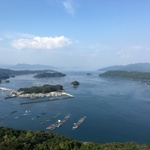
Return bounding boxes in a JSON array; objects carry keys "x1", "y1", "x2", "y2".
[{"x1": 20, "y1": 94, "x2": 73, "y2": 105}]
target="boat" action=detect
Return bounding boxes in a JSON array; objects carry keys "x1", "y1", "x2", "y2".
[
  {"x1": 72, "y1": 116, "x2": 87, "y2": 130},
  {"x1": 23, "y1": 110, "x2": 31, "y2": 116},
  {"x1": 14, "y1": 110, "x2": 31, "y2": 119}
]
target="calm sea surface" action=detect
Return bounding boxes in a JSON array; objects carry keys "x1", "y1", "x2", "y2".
[{"x1": 0, "y1": 71, "x2": 150, "y2": 145}]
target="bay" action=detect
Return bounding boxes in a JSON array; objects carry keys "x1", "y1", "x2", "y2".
[{"x1": 0, "y1": 71, "x2": 150, "y2": 145}]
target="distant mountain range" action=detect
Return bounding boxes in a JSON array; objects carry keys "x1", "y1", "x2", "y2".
[
  {"x1": 98, "y1": 63, "x2": 150, "y2": 72},
  {"x1": 6, "y1": 64, "x2": 58, "y2": 70}
]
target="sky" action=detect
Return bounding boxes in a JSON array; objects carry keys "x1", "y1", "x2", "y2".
[{"x1": 0, "y1": 0, "x2": 150, "y2": 70}]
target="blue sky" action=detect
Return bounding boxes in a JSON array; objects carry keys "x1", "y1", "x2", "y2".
[{"x1": 0, "y1": 0, "x2": 150, "y2": 70}]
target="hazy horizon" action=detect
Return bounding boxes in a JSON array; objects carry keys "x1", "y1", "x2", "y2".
[{"x1": 0, "y1": 1, "x2": 150, "y2": 69}]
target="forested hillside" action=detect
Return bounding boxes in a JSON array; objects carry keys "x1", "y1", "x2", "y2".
[
  {"x1": 0, "y1": 127, "x2": 149, "y2": 150},
  {"x1": 99, "y1": 70, "x2": 150, "y2": 81}
]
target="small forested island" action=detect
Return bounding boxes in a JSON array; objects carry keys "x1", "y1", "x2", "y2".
[
  {"x1": 71, "y1": 81, "x2": 80, "y2": 87},
  {"x1": 0, "y1": 68, "x2": 55, "y2": 80},
  {"x1": 99, "y1": 70, "x2": 150, "y2": 81},
  {"x1": 0, "y1": 127, "x2": 149, "y2": 150},
  {"x1": 18, "y1": 84, "x2": 63, "y2": 94},
  {"x1": 33, "y1": 72, "x2": 66, "y2": 78},
  {"x1": 87, "y1": 73, "x2": 92, "y2": 75}
]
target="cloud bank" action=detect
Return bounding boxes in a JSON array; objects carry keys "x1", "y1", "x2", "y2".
[{"x1": 11, "y1": 36, "x2": 72, "y2": 50}]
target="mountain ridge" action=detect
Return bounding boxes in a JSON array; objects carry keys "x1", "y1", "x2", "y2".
[
  {"x1": 6, "y1": 63, "x2": 58, "y2": 70},
  {"x1": 98, "y1": 63, "x2": 150, "y2": 72}
]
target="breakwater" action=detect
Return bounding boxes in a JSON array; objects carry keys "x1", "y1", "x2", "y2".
[{"x1": 20, "y1": 96, "x2": 74, "y2": 105}]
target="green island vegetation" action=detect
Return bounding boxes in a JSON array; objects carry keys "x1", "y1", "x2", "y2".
[
  {"x1": 0, "y1": 127, "x2": 149, "y2": 150},
  {"x1": 99, "y1": 70, "x2": 150, "y2": 81},
  {"x1": 0, "y1": 68, "x2": 55, "y2": 80},
  {"x1": 33, "y1": 72, "x2": 66, "y2": 78},
  {"x1": 18, "y1": 84, "x2": 63, "y2": 94},
  {"x1": 0, "y1": 73, "x2": 9, "y2": 80},
  {"x1": 71, "y1": 81, "x2": 80, "y2": 87},
  {"x1": 87, "y1": 73, "x2": 92, "y2": 76}
]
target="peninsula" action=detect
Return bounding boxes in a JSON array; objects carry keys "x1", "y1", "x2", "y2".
[
  {"x1": 0, "y1": 68, "x2": 56, "y2": 80},
  {"x1": 99, "y1": 70, "x2": 150, "y2": 82},
  {"x1": 0, "y1": 84, "x2": 74, "y2": 101}
]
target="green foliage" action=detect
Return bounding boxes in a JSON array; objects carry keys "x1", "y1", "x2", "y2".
[
  {"x1": 18, "y1": 84, "x2": 63, "y2": 94},
  {"x1": 33, "y1": 72, "x2": 66, "y2": 78},
  {"x1": 71, "y1": 81, "x2": 80, "y2": 86},
  {"x1": 0, "y1": 73, "x2": 9, "y2": 80},
  {"x1": 0, "y1": 127, "x2": 149, "y2": 150},
  {"x1": 99, "y1": 70, "x2": 150, "y2": 81}
]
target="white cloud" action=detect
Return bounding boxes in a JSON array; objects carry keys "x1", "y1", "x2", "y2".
[
  {"x1": 62, "y1": 0, "x2": 76, "y2": 15},
  {"x1": 11, "y1": 36, "x2": 72, "y2": 50}
]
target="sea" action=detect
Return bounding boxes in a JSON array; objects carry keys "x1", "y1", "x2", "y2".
[{"x1": 0, "y1": 71, "x2": 150, "y2": 145}]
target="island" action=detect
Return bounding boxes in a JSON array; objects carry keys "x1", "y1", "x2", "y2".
[
  {"x1": 18, "y1": 84, "x2": 63, "y2": 94},
  {"x1": 71, "y1": 81, "x2": 80, "y2": 87},
  {"x1": 99, "y1": 70, "x2": 150, "y2": 82},
  {"x1": 0, "y1": 68, "x2": 56, "y2": 80},
  {"x1": 87, "y1": 73, "x2": 92, "y2": 76},
  {"x1": 0, "y1": 84, "x2": 74, "y2": 103},
  {"x1": 0, "y1": 73, "x2": 9, "y2": 80},
  {"x1": 33, "y1": 72, "x2": 66, "y2": 78}
]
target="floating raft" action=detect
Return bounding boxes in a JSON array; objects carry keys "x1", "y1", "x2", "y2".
[
  {"x1": 46, "y1": 114, "x2": 71, "y2": 130},
  {"x1": 40, "y1": 113, "x2": 60, "y2": 125},
  {"x1": 72, "y1": 116, "x2": 87, "y2": 130}
]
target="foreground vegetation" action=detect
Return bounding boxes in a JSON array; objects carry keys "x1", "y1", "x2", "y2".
[
  {"x1": 0, "y1": 127, "x2": 149, "y2": 150},
  {"x1": 18, "y1": 84, "x2": 63, "y2": 94},
  {"x1": 99, "y1": 70, "x2": 150, "y2": 81}
]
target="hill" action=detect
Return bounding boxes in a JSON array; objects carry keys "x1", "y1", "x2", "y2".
[
  {"x1": 33, "y1": 72, "x2": 66, "y2": 78},
  {"x1": 7, "y1": 63, "x2": 58, "y2": 70},
  {"x1": 0, "y1": 126, "x2": 149, "y2": 150},
  {"x1": 0, "y1": 68, "x2": 56, "y2": 80},
  {"x1": 98, "y1": 63, "x2": 150, "y2": 72},
  {"x1": 99, "y1": 70, "x2": 150, "y2": 83}
]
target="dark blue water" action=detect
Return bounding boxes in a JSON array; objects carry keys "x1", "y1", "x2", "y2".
[{"x1": 0, "y1": 71, "x2": 150, "y2": 145}]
